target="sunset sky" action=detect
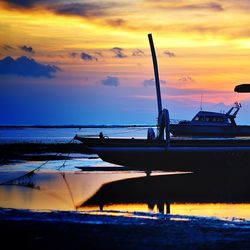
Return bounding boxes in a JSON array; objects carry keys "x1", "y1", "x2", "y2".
[{"x1": 0, "y1": 0, "x2": 250, "y2": 125}]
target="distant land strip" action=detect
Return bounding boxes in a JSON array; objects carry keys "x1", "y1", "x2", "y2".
[{"x1": 0, "y1": 125, "x2": 156, "y2": 129}]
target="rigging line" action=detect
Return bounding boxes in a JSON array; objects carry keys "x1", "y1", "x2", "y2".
[
  {"x1": 77, "y1": 127, "x2": 156, "y2": 138},
  {"x1": 57, "y1": 138, "x2": 76, "y2": 171},
  {"x1": 103, "y1": 127, "x2": 152, "y2": 136},
  {"x1": 0, "y1": 159, "x2": 52, "y2": 186},
  {"x1": 55, "y1": 137, "x2": 77, "y2": 210},
  {"x1": 60, "y1": 172, "x2": 77, "y2": 211},
  {"x1": 0, "y1": 137, "x2": 76, "y2": 186}
]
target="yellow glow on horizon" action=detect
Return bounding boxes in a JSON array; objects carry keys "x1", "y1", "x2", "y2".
[{"x1": 81, "y1": 203, "x2": 250, "y2": 220}]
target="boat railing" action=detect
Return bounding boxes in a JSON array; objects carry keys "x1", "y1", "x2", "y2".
[
  {"x1": 170, "y1": 119, "x2": 184, "y2": 124},
  {"x1": 226, "y1": 102, "x2": 241, "y2": 117}
]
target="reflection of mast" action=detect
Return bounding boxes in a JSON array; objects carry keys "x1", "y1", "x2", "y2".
[{"x1": 148, "y1": 202, "x2": 171, "y2": 214}]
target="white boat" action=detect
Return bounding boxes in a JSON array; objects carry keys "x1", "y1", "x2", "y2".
[{"x1": 170, "y1": 102, "x2": 250, "y2": 137}]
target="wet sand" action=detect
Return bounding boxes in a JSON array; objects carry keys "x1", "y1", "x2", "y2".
[
  {"x1": 0, "y1": 142, "x2": 91, "y2": 165},
  {"x1": 1, "y1": 208, "x2": 250, "y2": 250}
]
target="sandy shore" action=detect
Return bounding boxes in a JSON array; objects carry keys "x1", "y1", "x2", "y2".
[{"x1": 1, "y1": 208, "x2": 250, "y2": 250}]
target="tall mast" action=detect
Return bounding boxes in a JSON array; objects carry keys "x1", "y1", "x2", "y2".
[{"x1": 148, "y1": 33, "x2": 162, "y2": 117}]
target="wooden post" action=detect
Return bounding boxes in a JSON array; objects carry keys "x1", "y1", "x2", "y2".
[{"x1": 148, "y1": 34, "x2": 162, "y2": 117}]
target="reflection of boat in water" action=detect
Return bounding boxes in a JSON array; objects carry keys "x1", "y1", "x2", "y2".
[
  {"x1": 170, "y1": 102, "x2": 250, "y2": 137},
  {"x1": 75, "y1": 34, "x2": 250, "y2": 173},
  {"x1": 79, "y1": 171, "x2": 250, "y2": 213}
]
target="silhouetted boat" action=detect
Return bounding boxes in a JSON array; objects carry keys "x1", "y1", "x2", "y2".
[
  {"x1": 75, "y1": 34, "x2": 250, "y2": 173},
  {"x1": 170, "y1": 102, "x2": 250, "y2": 137}
]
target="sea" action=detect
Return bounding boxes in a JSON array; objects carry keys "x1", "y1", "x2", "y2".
[{"x1": 1, "y1": 126, "x2": 250, "y2": 226}]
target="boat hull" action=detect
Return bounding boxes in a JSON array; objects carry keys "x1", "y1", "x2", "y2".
[
  {"x1": 75, "y1": 136, "x2": 250, "y2": 172},
  {"x1": 96, "y1": 146, "x2": 250, "y2": 172}
]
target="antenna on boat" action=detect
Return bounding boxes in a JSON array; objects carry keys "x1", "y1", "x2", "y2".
[{"x1": 200, "y1": 94, "x2": 203, "y2": 111}]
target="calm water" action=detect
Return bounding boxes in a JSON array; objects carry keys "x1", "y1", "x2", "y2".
[
  {"x1": 0, "y1": 126, "x2": 150, "y2": 143},
  {"x1": 0, "y1": 127, "x2": 250, "y2": 221}
]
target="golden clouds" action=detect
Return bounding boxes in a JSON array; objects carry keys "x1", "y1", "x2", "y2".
[
  {"x1": 1, "y1": 0, "x2": 250, "y2": 48},
  {"x1": 1, "y1": 0, "x2": 250, "y2": 106}
]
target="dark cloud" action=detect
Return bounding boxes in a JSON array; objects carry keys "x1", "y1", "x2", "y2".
[
  {"x1": 101, "y1": 76, "x2": 119, "y2": 87},
  {"x1": 1, "y1": 0, "x2": 46, "y2": 8},
  {"x1": 180, "y1": 2, "x2": 224, "y2": 11},
  {"x1": 0, "y1": 56, "x2": 61, "y2": 78},
  {"x1": 1, "y1": 1, "x2": 119, "y2": 19},
  {"x1": 146, "y1": 1, "x2": 224, "y2": 12},
  {"x1": 106, "y1": 18, "x2": 126, "y2": 27},
  {"x1": 70, "y1": 51, "x2": 101, "y2": 60},
  {"x1": 80, "y1": 52, "x2": 97, "y2": 61},
  {"x1": 132, "y1": 49, "x2": 144, "y2": 57},
  {"x1": 111, "y1": 47, "x2": 127, "y2": 58},
  {"x1": 164, "y1": 51, "x2": 176, "y2": 58},
  {"x1": 48, "y1": 2, "x2": 112, "y2": 18},
  {"x1": 2, "y1": 44, "x2": 14, "y2": 51},
  {"x1": 69, "y1": 52, "x2": 78, "y2": 58},
  {"x1": 143, "y1": 78, "x2": 166, "y2": 86},
  {"x1": 19, "y1": 45, "x2": 35, "y2": 53},
  {"x1": 178, "y1": 76, "x2": 194, "y2": 84}
]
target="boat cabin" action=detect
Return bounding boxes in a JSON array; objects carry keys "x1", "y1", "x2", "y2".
[
  {"x1": 190, "y1": 111, "x2": 231, "y2": 125},
  {"x1": 178, "y1": 102, "x2": 241, "y2": 127}
]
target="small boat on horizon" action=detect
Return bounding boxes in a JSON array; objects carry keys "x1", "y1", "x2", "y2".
[{"x1": 170, "y1": 102, "x2": 250, "y2": 137}]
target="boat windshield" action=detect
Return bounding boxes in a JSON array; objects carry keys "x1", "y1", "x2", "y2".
[{"x1": 192, "y1": 114, "x2": 230, "y2": 124}]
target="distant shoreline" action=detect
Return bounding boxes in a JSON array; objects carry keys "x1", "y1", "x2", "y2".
[{"x1": 0, "y1": 124, "x2": 155, "y2": 129}]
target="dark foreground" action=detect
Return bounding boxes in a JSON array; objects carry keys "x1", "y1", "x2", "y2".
[{"x1": 1, "y1": 209, "x2": 250, "y2": 250}]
